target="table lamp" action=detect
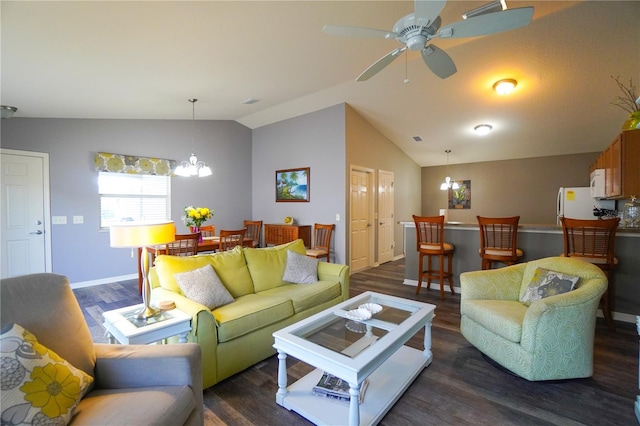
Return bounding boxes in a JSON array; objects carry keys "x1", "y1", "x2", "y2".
[{"x1": 110, "y1": 220, "x2": 175, "y2": 320}]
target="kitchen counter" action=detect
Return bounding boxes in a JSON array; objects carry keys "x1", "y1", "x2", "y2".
[{"x1": 401, "y1": 221, "x2": 639, "y2": 320}]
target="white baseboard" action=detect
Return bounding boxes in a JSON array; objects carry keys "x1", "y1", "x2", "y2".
[
  {"x1": 402, "y1": 279, "x2": 636, "y2": 324},
  {"x1": 70, "y1": 274, "x2": 137, "y2": 290}
]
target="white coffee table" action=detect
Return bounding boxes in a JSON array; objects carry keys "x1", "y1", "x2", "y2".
[
  {"x1": 102, "y1": 304, "x2": 191, "y2": 345},
  {"x1": 273, "y1": 291, "x2": 435, "y2": 426}
]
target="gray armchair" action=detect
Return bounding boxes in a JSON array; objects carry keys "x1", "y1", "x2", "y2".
[{"x1": 0, "y1": 273, "x2": 203, "y2": 425}]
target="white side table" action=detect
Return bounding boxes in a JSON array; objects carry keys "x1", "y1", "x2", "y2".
[{"x1": 102, "y1": 303, "x2": 191, "y2": 345}]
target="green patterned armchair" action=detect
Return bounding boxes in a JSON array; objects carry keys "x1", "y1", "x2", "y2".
[{"x1": 460, "y1": 256, "x2": 607, "y2": 381}]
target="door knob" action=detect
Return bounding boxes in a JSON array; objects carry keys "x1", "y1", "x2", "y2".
[{"x1": 30, "y1": 230, "x2": 43, "y2": 235}]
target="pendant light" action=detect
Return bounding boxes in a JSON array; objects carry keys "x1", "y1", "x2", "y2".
[
  {"x1": 174, "y1": 99, "x2": 212, "y2": 177},
  {"x1": 440, "y1": 150, "x2": 459, "y2": 190}
]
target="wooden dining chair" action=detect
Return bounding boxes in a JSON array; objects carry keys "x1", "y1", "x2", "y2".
[
  {"x1": 243, "y1": 220, "x2": 263, "y2": 247},
  {"x1": 165, "y1": 233, "x2": 199, "y2": 256},
  {"x1": 560, "y1": 216, "x2": 620, "y2": 330},
  {"x1": 199, "y1": 225, "x2": 215, "y2": 238},
  {"x1": 412, "y1": 215, "x2": 455, "y2": 299},
  {"x1": 219, "y1": 228, "x2": 246, "y2": 252},
  {"x1": 305, "y1": 223, "x2": 335, "y2": 262},
  {"x1": 477, "y1": 216, "x2": 524, "y2": 270}
]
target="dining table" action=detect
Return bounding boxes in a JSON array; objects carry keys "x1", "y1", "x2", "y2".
[{"x1": 136, "y1": 236, "x2": 254, "y2": 293}]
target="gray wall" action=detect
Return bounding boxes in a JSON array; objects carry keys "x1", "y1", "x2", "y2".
[
  {"x1": 252, "y1": 104, "x2": 347, "y2": 264},
  {"x1": 419, "y1": 153, "x2": 600, "y2": 225},
  {"x1": 1, "y1": 118, "x2": 252, "y2": 283}
]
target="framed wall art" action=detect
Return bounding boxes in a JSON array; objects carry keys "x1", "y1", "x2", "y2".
[
  {"x1": 448, "y1": 180, "x2": 471, "y2": 209},
  {"x1": 276, "y1": 167, "x2": 310, "y2": 202}
]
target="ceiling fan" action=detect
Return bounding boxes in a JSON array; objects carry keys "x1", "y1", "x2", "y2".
[{"x1": 323, "y1": 0, "x2": 534, "y2": 81}]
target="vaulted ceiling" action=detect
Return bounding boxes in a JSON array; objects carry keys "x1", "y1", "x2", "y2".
[{"x1": 2, "y1": 1, "x2": 639, "y2": 166}]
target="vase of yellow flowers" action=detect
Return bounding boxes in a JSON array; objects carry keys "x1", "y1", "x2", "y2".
[
  {"x1": 183, "y1": 206, "x2": 213, "y2": 242},
  {"x1": 610, "y1": 75, "x2": 640, "y2": 129}
]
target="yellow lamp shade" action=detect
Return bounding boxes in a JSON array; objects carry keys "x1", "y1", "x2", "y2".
[{"x1": 110, "y1": 221, "x2": 175, "y2": 248}]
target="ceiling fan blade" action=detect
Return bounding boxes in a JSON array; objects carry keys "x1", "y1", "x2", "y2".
[
  {"x1": 357, "y1": 47, "x2": 407, "y2": 81},
  {"x1": 421, "y1": 44, "x2": 457, "y2": 79},
  {"x1": 439, "y1": 7, "x2": 534, "y2": 39},
  {"x1": 322, "y1": 25, "x2": 398, "y2": 40},
  {"x1": 414, "y1": 0, "x2": 446, "y2": 26}
]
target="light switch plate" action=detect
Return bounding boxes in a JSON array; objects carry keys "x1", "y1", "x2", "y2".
[
  {"x1": 335, "y1": 214, "x2": 340, "y2": 221},
  {"x1": 52, "y1": 216, "x2": 67, "y2": 225}
]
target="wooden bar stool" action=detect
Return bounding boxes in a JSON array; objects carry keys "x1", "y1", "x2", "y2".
[
  {"x1": 477, "y1": 216, "x2": 524, "y2": 270},
  {"x1": 412, "y1": 215, "x2": 455, "y2": 299},
  {"x1": 560, "y1": 216, "x2": 620, "y2": 330}
]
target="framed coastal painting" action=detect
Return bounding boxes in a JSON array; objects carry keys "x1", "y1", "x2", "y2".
[
  {"x1": 448, "y1": 180, "x2": 471, "y2": 209},
  {"x1": 276, "y1": 167, "x2": 310, "y2": 202}
]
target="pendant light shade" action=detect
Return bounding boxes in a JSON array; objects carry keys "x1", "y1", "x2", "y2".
[
  {"x1": 440, "y1": 150, "x2": 459, "y2": 190},
  {"x1": 174, "y1": 99, "x2": 212, "y2": 177}
]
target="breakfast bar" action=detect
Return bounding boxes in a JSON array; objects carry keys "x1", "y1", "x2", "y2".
[{"x1": 402, "y1": 221, "x2": 640, "y2": 318}]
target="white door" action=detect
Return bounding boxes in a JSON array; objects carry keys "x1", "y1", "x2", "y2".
[
  {"x1": 377, "y1": 170, "x2": 394, "y2": 264},
  {"x1": 1, "y1": 149, "x2": 51, "y2": 278},
  {"x1": 350, "y1": 167, "x2": 373, "y2": 272}
]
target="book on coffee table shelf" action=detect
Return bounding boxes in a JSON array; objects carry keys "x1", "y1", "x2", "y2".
[{"x1": 312, "y1": 372, "x2": 369, "y2": 403}]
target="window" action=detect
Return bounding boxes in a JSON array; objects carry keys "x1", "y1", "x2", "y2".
[{"x1": 98, "y1": 172, "x2": 171, "y2": 229}]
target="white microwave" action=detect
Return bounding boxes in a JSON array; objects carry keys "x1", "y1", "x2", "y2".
[{"x1": 590, "y1": 169, "x2": 606, "y2": 199}]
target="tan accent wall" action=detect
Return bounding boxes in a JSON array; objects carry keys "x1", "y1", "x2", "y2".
[{"x1": 420, "y1": 153, "x2": 600, "y2": 225}]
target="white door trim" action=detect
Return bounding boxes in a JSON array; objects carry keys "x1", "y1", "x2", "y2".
[{"x1": 1, "y1": 148, "x2": 52, "y2": 273}]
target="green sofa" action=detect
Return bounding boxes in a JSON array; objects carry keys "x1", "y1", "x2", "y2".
[
  {"x1": 460, "y1": 256, "x2": 607, "y2": 381},
  {"x1": 149, "y1": 239, "x2": 350, "y2": 389}
]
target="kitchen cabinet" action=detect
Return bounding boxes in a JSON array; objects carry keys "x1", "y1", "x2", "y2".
[
  {"x1": 591, "y1": 129, "x2": 640, "y2": 199},
  {"x1": 264, "y1": 224, "x2": 311, "y2": 248}
]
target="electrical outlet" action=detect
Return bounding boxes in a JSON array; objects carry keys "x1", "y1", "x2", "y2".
[
  {"x1": 52, "y1": 216, "x2": 67, "y2": 225},
  {"x1": 73, "y1": 215, "x2": 84, "y2": 224}
]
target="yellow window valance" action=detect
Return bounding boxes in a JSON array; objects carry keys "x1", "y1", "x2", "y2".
[{"x1": 94, "y1": 152, "x2": 176, "y2": 176}]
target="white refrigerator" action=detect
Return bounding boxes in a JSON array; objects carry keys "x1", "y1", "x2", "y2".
[{"x1": 556, "y1": 187, "x2": 615, "y2": 224}]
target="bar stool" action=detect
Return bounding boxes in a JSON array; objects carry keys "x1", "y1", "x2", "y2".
[
  {"x1": 477, "y1": 216, "x2": 524, "y2": 270},
  {"x1": 412, "y1": 215, "x2": 455, "y2": 299},
  {"x1": 560, "y1": 216, "x2": 620, "y2": 330}
]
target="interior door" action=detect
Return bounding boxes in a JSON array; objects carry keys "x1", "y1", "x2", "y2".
[
  {"x1": 1, "y1": 149, "x2": 51, "y2": 278},
  {"x1": 350, "y1": 167, "x2": 373, "y2": 272},
  {"x1": 377, "y1": 170, "x2": 394, "y2": 264}
]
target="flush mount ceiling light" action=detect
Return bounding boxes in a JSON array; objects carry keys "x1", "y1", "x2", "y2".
[
  {"x1": 440, "y1": 149, "x2": 460, "y2": 191},
  {"x1": 174, "y1": 99, "x2": 212, "y2": 178},
  {"x1": 1, "y1": 105, "x2": 18, "y2": 119},
  {"x1": 474, "y1": 124, "x2": 493, "y2": 136},
  {"x1": 493, "y1": 78, "x2": 517, "y2": 95}
]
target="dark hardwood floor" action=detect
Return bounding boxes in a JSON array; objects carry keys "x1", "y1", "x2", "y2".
[{"x1": 74, "y1": 259, "x2": 638, "y2": 425}]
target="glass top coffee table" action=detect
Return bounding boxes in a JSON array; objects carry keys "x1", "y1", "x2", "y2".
[{"x1": 273, "y1": 291, "x2": 435, "y2": 426}]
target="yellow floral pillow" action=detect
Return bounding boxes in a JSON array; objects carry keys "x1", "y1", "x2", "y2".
[{"x1": 0, "y1": 323, "x2": 93, "y2": 425}]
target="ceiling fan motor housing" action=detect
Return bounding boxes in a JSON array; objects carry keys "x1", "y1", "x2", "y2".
[{"x1": 394, "y1": 14, "x2": 440, "y2": 50}]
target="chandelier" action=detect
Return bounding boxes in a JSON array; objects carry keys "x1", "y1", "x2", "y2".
[
  {"x1": 439, "y1": 150, "x2": 459, "y2": 190},
  {"x1": 174, "y1": 99, "x2": 212, "y2": 177}
]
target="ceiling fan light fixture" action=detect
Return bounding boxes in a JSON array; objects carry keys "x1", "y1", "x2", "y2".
[
  {"x1": 493, "y1": 78, "x2": 517, "y2": 95},
  {"x1": 1, "y1": 105, "x2": 18, "y2": 119},
  {"x1": 474, "y1": 124, "x2": 493, "y2": 136},
  {"x1": 462, "y1": 0, "x2": 507, "y2": 20}
]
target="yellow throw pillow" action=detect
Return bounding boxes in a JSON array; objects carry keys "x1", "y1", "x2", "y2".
[{"x1": 0, "y1": 323, "x2": 93, "y2": 425}]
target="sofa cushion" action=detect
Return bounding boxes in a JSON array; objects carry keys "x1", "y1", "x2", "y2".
[
  {"x1": 0, "y1": 323, "x2": 94, "y2": 426},
  {"x1": 74, "y1": 385, "x2": 195, "y2": 425},
  {"x1": 154, "y1": 246, "x2": 254, "y2": 298},
  {"x1": 259, "y1": 281, "x2": 342, "y2": 313},
  {"x1": 282, "y1": 250, "x2": 319, "y2": 284},
  {"x1": 213, "y1": 294, "x2": 294, "y2": 343},
  {"x1": 461, "y1": 300, "x2": 527, "y2": 343},
  {"x1": 243, "y1": 239, "x2": 307, "y2": 292},
  {"x1": 174, "y1": 265, "x2": 235, "y2": 310},
  {"x1": 520, "y1": 267, "x2": 580, "y2": 306}
]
